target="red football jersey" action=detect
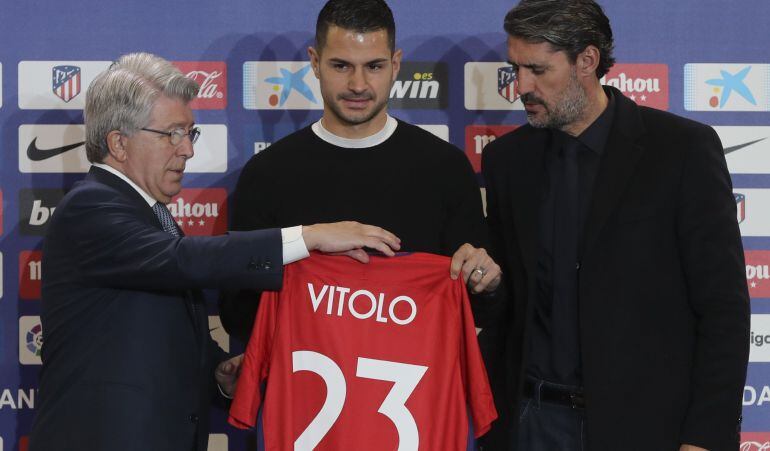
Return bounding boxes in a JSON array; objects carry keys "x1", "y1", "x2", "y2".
[{"x1": 228, "y1": 252, "x2": 497, "y2": 450}]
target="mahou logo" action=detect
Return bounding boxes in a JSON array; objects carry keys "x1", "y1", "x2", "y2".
[
  {"x1": 464, "y1": 125, "x2": 517, "y2": 172},
  {"x1": 601, "y1": 63, "x2": 669, "y2": 110},
  {"x1": 167, "y1": 188, "x2": 227, "y2": 236},
  {"x1": 19, "y1": 250, "x2": 42, "y2": 300},
  {"x1": 741, "y1": 433, "x2": 770, "y2": 451},
  {"x1": 745, "y1": 250, "x2": 770, "y2": 298},
  {"x1": 173, "y1": 62, "x2": 227, "y2": 109}
]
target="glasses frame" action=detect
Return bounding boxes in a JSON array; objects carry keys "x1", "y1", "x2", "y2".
[{"x1": 140, "y1": 126, "x2": 201, "y2": 146}]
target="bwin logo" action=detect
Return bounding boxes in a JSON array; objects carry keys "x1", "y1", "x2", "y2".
[
  {"x1": 29, "y1": 200, "x2": 55, "y2": 226},
  {"x1": 19, "y1": 189, "x2": 65, "y2": 236},
  {"x1": 390, "y1": 72, "x2": 439, "y2": 100}
]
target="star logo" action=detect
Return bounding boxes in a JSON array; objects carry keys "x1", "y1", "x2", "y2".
[
  {"x1": 264, "y1": 64, "x2": 318, "y2": 107},
  {"x1": 705, "y1": 66, "x2": 757, "y2": 108}
]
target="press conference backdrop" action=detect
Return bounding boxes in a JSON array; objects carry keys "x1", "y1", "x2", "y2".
[{"x1": 1, "y1": 0, "x2": 769, "y2": 449}]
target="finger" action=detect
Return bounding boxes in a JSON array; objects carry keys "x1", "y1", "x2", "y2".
[
  {"x1": 450, "y1": 245, "x2": 472, "y2": 279},
  {"x1": 461, "y1": 257, "x2": 482, "y2": 283},
  {"x1": 364, "y1": 227, "x2": 401, "y2": 251},
  {"x1": 366, "y1": 237, "x2": 396, "y2": 257},
  {"x1": 345, "y1": 248, "x2": 370, "y2": 263}
]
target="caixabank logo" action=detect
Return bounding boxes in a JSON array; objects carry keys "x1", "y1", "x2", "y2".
[
  {"x1": 18, "y1": 61, "x2": 111, "y2": 109},
  {"x1": 685, "y1": 63, "x2": 770, "y2": 111},
  {"x1": 243, "y1": 61, "x2": 322, "y2": 110},
  {"x1": 19, "y1": 316, "x2": 43, "y2": 365},
  {"x1": 167, "y1": 189, "x2": 227, "y2": 236},
  {"x1": 18, "y1": 189, "x2": 65, "y2": 236},
  {"x1": 19, "y1": 124, "x2": 228, "y2": 173},
  {"x1": 173, "y1": 61, "x2": 227, "y2": 110},
  {"x1": 389, "y1": 62, "x2": 447, "y2": 109},
  {"x1": 19, "y1": 250, "x2": 42, "y2": 300},
  {"x1": 716, "y1": 127, "x2": 770, "y2": 174},
  {"x1": 464, "y1": 125, "x2": 518, "y2": 172},
  {"x1": 741, "y1": 433, "x2": 770, "y2": 450},
  {"x1": 464, "y1": 62, "x2": 526, "y2": 111},
  {"x1": 601, "y1": 63, "x2": 669, "y2": 110}
]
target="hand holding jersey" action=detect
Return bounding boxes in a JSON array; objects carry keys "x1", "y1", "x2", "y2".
[{"x1": 450, "y1": 243, "x2": 502, "y2": 293}]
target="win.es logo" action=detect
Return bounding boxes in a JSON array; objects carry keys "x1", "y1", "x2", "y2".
[
  {"x1": 19, "y1": 316, "x2": 43, "y2": 365},
  {"x1": 601, "y1": 64, "x2": 669, "y2": 110},
  {"x1": 167, "y1": 189, "x2": 227, "y2": 236},
  {"x1": 243, "y1": 61, "x2": 322, "y2": 110},
  {"x1": 19, "y1": 251, "x2": 42, "y2": 300},
  {"x1": 173, "y1": 61, "x2": 227, "y2": 110},
  {"x1": 19, "y1": 189, "x2": 65, "y2": 235},
  {"x1": 389, "y1": 62, "x2": 447, "y2": 109},
  {"x1": 741, "y1": 433, "x2": 770, "y2": 451},
  {"x1": 684, "y1": 63, "x2": 770, "y2": 111},
  {"x1": 464, "y1": 125, "x2": 518, "y2": 172}
]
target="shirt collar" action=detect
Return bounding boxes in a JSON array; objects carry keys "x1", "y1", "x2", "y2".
[
  {"x1": 92, "y1": 163, "x2": 158, "y2": 207},
  {"x1": 575, "y1": 88, "x2": 615, "y2": 155},
  {"x1": 311, "y1": 115, "x2": 398, "y2": 149}
]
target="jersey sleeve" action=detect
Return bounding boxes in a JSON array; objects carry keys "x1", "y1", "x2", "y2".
[
  {"x1": 457, "y1": 279, "x2": 499, "y2": 437},
  {"x1": 228, "y1": 290, "x2": 280, "y2": 429}
]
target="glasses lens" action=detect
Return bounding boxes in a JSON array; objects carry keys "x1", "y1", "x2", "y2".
[
  {"x1": 169, "y1": 129, "x2": 184, "y2": 146},
  {"x1": 190, "y1": 127, "x2": 200, "y2": 144}
]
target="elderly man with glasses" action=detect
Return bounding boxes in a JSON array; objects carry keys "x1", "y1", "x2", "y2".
[{"x1": 29, "y1": 52, "x2": 401, "y2": 451}]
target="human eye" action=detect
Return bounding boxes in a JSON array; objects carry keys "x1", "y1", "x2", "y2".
[
  {"x1": 332, "y1": 62, "x2": 349, "y2": 71},
  {"x1": 368, "y1": 62, "x2": 384, "y2": 71}
]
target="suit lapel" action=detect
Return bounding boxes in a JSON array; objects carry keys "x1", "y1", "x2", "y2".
[
  {"x1": 87, "y1": 166, "x2": 203, "y2": 350},
  {"x1": 510, "y1": 130, "x2": 550, "y2": 275},
  {"x1": 581, "y1": 90, "x2": 647, "y2": 260}
]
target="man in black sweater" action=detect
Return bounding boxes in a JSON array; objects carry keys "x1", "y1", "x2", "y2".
[{"x1": 219, "y1": 0, "x2": 502, "y2": 343}]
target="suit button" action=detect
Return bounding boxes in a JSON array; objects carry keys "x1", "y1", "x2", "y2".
[
  {"x1": 189, "y1": 413, "x2": 199, "y2": 423},
  {"x1": 263, "y1": 260, "x2": 272, "y2": 270},
  {"x1": 247, "y1": 259, "x2": 258, "y2": 270},
  {"x1": 576, "y1": 262, "x2": 581, "y2": 270}
]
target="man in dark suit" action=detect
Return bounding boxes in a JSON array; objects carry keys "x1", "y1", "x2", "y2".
[
  {"x1": 29, "y1": 52, "x2": 400, "y2": 451},
  {"x1": 479, "y1": 1, "x2": 750, "y2": 450}
]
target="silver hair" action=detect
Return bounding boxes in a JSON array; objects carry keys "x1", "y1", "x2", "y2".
[{"x1": 84, "y1": 52, "x2": 199, "y2": 163}]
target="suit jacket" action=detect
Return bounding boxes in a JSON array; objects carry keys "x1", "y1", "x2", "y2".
[
  {"x1": 30, "y1": 166, "x2": 283, "y2": 451},
  {"x1": 478, "y1": 87, "x2": 750, "y2": 451}
]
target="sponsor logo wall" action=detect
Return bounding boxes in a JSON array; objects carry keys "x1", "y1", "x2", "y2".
[{"x1": 1, "y1": 0, "x2": 769, "y2": 448}]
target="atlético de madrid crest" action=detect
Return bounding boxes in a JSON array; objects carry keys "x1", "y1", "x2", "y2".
[
  {"x1": 52, "y1": 65, "x2": 81, "y2": 103},
  {"x1": 498, "y1": 66, "x2": 519, "y2": 103}
]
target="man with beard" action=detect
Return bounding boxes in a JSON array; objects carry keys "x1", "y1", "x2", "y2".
[
  {"x1": 479, "y1": 1, "x2": 749, "y2": 450},
  {"x1": 220, "y1": 0, "x2": 501, "y2": 344}
]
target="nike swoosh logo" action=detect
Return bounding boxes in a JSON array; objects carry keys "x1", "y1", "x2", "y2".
[
  {"x1": 27, "y1": 137, "x2": 85, "y2": 161},
  {"x1": 724, "y1": 137, "x2": 767, "y2": 155}
]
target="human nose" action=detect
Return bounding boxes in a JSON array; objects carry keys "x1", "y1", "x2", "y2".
[
  {"x1": 177, "y1": 136, "x2": 194, "y2": 160},
  {"x1": 348, "y1": 67, "x2": 367, "y2": 93},
  {"x1": 516, "y1": 70, "x2": 534, "y2": 97}
]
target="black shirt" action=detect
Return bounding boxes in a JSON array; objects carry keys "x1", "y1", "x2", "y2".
[{"x1": 527, "y1": 91, "x2": 616, "y2": 386}]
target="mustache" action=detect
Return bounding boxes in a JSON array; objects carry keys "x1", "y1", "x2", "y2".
[{"x1": 520, "y1": 93, "x2": 544, "y2": 105}]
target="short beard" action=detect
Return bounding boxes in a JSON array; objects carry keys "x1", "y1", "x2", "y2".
[
  {"x1": 324, "y1": 92, "x2": 388, "y2": 127},
  {"x1": 524, "y1": 68, "x2": 587, "y2": 131}
]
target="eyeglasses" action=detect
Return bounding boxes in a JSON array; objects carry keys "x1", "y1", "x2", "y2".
[{"x1": 140, "y1": 127, "x2": 201, "y2": 146}]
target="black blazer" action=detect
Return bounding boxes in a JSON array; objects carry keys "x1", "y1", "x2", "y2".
[
  {"x1": 30, "y1": 167, "x2": 283, "y2": 451},
  {"x1": 479, "y1": 87, "x2": 750, "y2": 451}
]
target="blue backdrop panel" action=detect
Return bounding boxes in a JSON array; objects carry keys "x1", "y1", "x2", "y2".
[{"x1": 1, "y1": 1, "x2": 769, "y2": 450}]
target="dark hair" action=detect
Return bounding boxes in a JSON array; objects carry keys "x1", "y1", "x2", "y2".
[
  {"x1": 504, "y1": 0, "x2": 615, "y2": 78},
  {"x1": 315, "y1": 0, "x2": 396, "y2": 53}
]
